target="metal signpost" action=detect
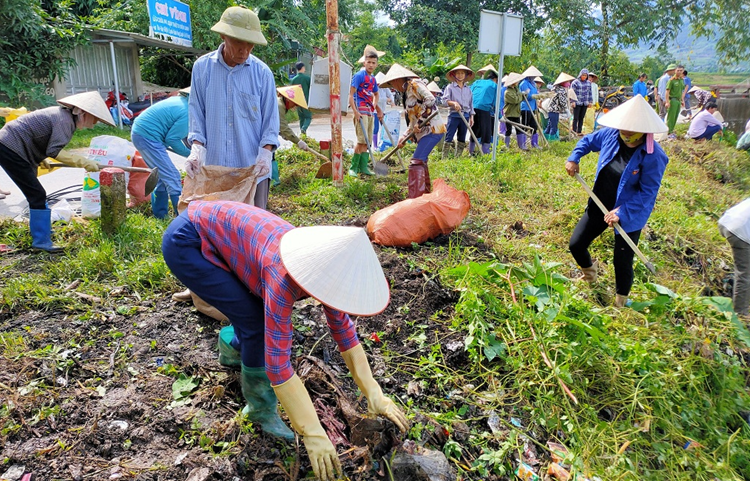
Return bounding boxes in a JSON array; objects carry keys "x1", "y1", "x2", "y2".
[{"x1": 477, "y1": 10, "x2": 523, "y2": 164}]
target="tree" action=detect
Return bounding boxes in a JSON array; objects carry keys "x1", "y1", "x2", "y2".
[
  {"x1": 689, "y1": 0, "x2": 750, "y2": 66},
  {"x1": 0, "y1": 0, "x2": 87, "y2": 104}
]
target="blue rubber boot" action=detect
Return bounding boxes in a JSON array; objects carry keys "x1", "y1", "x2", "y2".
[
  {"x1": 241, "y1": 365, "x2": 295, "y2": 441},
  {"x1": 170, "y1": 194, "x2": 181, "y2": 216},
  {"x1": 517, "y1": 134, "x2": 528, "y2": 150},
  {"x1": 531, "y1": 133, "x2": 541, "y2": 149},
  {"x1": 29, "y1": 208, "x2": 63, "y2": 252},
  {"x1": 218, "y1": 326, "x2": 241, "y2": 368},
  {"x1": 151, "y1": 189, "x2": 170, "y2": 219},
  {"x1": 271, "y1": 160, "x2": 280, "y2": 187},
  {"x1": 504, "y1": 136, "x2": 511, "y2": 148}
]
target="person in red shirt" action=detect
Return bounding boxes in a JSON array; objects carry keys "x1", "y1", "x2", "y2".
[{"x1": 162, "y1": 201, "x2": 407, "y2": 481}]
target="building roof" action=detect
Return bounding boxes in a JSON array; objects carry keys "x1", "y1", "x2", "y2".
[{"x1": 89, "y1": 28, "x2": 208, "y2": 55}]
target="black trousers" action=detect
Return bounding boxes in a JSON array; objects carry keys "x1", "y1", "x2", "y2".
[
  {"x1": 572, "y1": 104, "x2": 588, "y2": 133},
  {"x1": 569, "y1": 201, "x2": 641, "y2": 296},
  {"x1": 521, "y1": 110, "x2": 540, "y2": 133},
  {"x1": 0, "y1": 142, "x2": 46, "y2": 209}
]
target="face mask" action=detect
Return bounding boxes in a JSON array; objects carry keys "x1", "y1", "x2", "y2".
[{"x1": 620, "y1": 132, "x2": 644, "y2": 143}]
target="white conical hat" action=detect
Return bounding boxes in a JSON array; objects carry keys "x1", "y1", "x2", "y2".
[
  {"x1": 280, "y1": 226, "x2": 389, "y2": 316},
  {"x1": 534, "y1": 76, "x2": 543, "y2": 83},
  {"x1": 503, "y1": 72, "x2": 524, "y2": 87},
  {"x1": 57, "y1": 91, "x2": 115, "y2": 126},
  {"x1": 447, "y1": 64, "x2": 474, "y2": 82},
  {"x1": 477, "y1": 64, "x2": 498, "y2": 76},
  {"x1": 597, "y1": 94, "x2": 668, "y2": 133},
  {"x1": 277, "y1": 85, "x2": 308, "y2": 109},
  {"x1": 522, "y1": 65, "x2": 543, "y2": 78},
  {"x1": 426, "y1": 81, "x2": 442, "y2": 94},
  {"x1": 179, "y1": 86, "x2": 191, "y2": 95},
  {"x1": 358, "y1": 44, "x2": 386, "y2": 63},
  {"x1": 553, "y1": 72, "x2": 575, "y2": 86},
  {"x1": 379, "y1": 63, "x2": 419, "y2": 89},
  {"x1": 375, "y1": 72, "x2": 386, "y2": 84}
]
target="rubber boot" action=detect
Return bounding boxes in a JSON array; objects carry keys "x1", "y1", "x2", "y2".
[
  {"x1": 504, "y1": 136, "x2": 511, "y2": 148},
  {"x1": 424, "y1": 162, "x2": 432, "y2": 193},
  {"x1": 517, "y1": 133, "x2": 528, "y2": 150},
  {"x1": 499, "y1": 122, "x2": 507, "y2": 135},
  {"x1": 170, "y1": 194, "x2": 181, "y2": 216},
  {"x1": 218, "y1": 325, "x2": 241, "y2": 368},
  {"x1": 359, "y1": 152, "x2": 374, "y2": 176},
  {"x1": 442, "y1": 141, "x2": 455, "y2": 160},
  {"x1": 407, "y1": 159, "x2": 427, "y2": 198},
  {"x1": 271, "y1": 160, "x2": 280, "y2": 186},
  {"x1": 614, "y1": 294, "x2": 631, "y2": 308},
  {"x1": 482, "y1": 143, "x2": 491, "y2": 154},
  {"x1": 349, "y1": 153, "x2": 360, "y2": 176},
  {"x1": 456, "y1": 141, "x2": 466, "y2": 157},
  {"x1": 578, "y1": 263, "x2": 598, "y2": 283},
  {"x1": 531, "y1": 133, "x2": 541, "y2": 149},
  {"x1": 469, "y1": 140, "x2": 476, "y2": 155},
  {"x1": 151, "y1": 189, "x2": 170, "y2": 219},
  {"x1": 240, "y1": 365, "x2": 295, "y2": 441},
  {"x1": 29, "y1": 208, "x2": 63, "y2": 252},
  {"x1": 373, "y1": 133, "x2": 378, "y2": 149}
]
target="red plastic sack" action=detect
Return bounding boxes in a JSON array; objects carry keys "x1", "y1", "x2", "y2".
[
  {"x1": 367, "y1": 179, "x2": 471, "y2": 247},
  {"x1": 127, "y1": 151, "x2": 151, "y2": 207}
]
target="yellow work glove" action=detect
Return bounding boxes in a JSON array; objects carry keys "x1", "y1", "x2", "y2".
[
  {"x1": 341, "y1": 344, "x2": 409, "y2": 432},
  {"x1": 55, "y1": 151, "x2": 100, "y2": 172},
  {"x1": 273, "y1": 374, "x2": 341, "y2": 481}
]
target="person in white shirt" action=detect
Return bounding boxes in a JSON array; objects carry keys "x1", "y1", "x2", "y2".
[
  {"x1": 687, "y1": 102, "x2": 723, "y2": 140},
  {"x1": 719, "y1": 198, "x2": 750, "y2": 318}
]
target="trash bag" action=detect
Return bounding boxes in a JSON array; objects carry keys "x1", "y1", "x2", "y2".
[
  {"x1": 367, "y1": 179, "x2": 471, "y2": 247},
  {"x1": 127, "y1": 151, "x2": 151, "y2": 207},
  {"x1": 177, "y1": 165, "x2": 263, "y2": 213},
  {"x1": 737, "y1": 131, "x2": 750, "y2": 151},
  {"x1": 82, "y1": 135, "x2": 135, "y2": 218}
]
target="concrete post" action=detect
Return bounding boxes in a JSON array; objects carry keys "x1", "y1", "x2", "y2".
[{"x1": 100, "y1": 168, "x2": 127, "y2": 234}]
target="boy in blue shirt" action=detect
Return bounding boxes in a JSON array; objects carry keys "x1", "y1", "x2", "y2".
[{"x1": 348, "y1": 45, "x2": 384, "y2": 176}]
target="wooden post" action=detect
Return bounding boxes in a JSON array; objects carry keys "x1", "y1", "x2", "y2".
[
  {"x1": 100, "y1": 168, "x2": 127, "y2": 235},
  {"x1": 326, "y1": 0, "x2": 343, "y2": 185}
]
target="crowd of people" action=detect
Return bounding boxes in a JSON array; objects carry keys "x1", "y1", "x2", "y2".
[{"x1": 0, "y1": 6, "x2": 748, "y2": 480}]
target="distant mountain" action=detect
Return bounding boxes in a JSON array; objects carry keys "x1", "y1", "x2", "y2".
[{"x1": 623, "y1": 23, "x2": 750, "y2": 72}]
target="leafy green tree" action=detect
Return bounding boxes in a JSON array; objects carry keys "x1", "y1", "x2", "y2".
[
  {"x1": 689, "y1": 0, "x2": 750, "y2": 66},
  {"x1": 0, "y1": 0, "x2": 87, "y2": 104}
]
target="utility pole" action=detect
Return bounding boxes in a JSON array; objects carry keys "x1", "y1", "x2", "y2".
[{"x1": 326, "y1": 0, "x2": 343, "y2": 184}]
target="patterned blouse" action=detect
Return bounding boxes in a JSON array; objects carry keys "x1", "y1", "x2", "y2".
[
  {"x1": 549, "y1": 86, "x2": 570, "y2": 113},
  {"x1": 404, "y1": 79, "x2": 447, "y2": 140}
]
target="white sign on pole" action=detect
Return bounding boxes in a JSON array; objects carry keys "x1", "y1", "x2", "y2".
[{"x1": 478, "y1": 10, "x2": 523, "y2": 56}]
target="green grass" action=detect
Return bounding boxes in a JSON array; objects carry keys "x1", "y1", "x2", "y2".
[{"x1": 1, "y1": 134, "x2": 750, "y2": 479}]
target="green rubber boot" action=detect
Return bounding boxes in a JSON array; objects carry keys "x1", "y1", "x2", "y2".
[
  {"x1": 218, "y1": 326, "x2": 241, "y2": 368},
  {"x1": 349, "y1": 153, "x2": 361, "y2": 176},
  {"x1": 359, "y1": 152, "x2": 374, "y2": 176},
  {"x1": 241, "y1": 365, "x2": 295, "y2": 441}
]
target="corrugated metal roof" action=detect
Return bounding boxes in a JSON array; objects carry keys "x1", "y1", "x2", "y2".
[{"x1": 89, "y1": 28, "x2": 208, "y2": 55}]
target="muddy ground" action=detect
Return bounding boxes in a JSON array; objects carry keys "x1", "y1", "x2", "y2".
[{"x1": 0, "y1": 233, "x2": 514, "y2": 481}]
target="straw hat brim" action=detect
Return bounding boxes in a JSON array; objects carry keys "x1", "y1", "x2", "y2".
[
  {"x1": 426, "y1": 81, "x2": 442, "y2": 94},
  {"x1": 277, "y1": 85, "x2": 308, "y2": 109},
  {"x1": 57, "y1": 91, "x2": 115, "y2": 127},
  {"x1": 447, "y1": 65, "x2": 474, "y2": 82},
  {"x1": 597, "y1": 94, "x2": 668, "y2": 133},
  {"x1": 211, "y1": 22, "x2": 267, "y2": 46},
  {"x1": 504, "y1": 72, "x2": 524, "y2": 87},
  {"x1": 553, "y1": 72, "x2": 576, "y2": 85},
  {"x1": 534, "y1": 77, "x2": 543, "y2": 83},
  {"x1": 179, "y1": 87, "x2": 191, "y2": 95},
  {"x1": 522, "y1": 66, "x2": 544, "y2": 78},
  {"x1": 379, "y1": 63, "x2": 419, "y2": 89},
  {"x1": 358, "y1": 45, "x2": 386, "y2": 63},
  {"x1": 280, "y1": 226, "x2": 390, "y2": 316}
]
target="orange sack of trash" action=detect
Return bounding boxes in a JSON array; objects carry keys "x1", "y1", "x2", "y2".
[
  {"x1": 127, "y1": 151, "x2": 151, "y2": 207},
  {"x1": 367, "y1": 179, "x2": 471, "y2": 247}
]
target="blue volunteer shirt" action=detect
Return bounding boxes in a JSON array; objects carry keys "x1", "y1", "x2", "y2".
[
  {"x1": 131, "y1": 95, "x2": 190, "y2": 157},
  {"x1": 470, "y1": 79, "x2": 498, "y2": 112}
]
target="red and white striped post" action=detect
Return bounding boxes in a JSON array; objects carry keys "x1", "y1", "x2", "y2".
[{"x1": 326, "y1": 0, "x2": 343, "y2": 185}]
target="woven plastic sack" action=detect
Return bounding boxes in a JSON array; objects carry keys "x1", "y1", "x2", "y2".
[
  {"x1": 127, "y1": 151, "x2": 151, "y2": 207},
  {"x1": 81, "y1": 135, "x2": 135, "y2": 218},
  {"x1": 177, "y1": 165, "x2": 262, "y2": 213},
  {"x1": 367, "y1": 179, "x2": 471, "y2": 247}
]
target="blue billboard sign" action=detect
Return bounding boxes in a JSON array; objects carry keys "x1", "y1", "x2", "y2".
[{"x1": 147, "y1": 0, "x2": 192, "y2": 47}]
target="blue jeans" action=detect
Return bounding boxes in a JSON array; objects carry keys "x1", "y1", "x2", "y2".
[
  {"x1": 162, "y1": 212, "x2": 265, "y2": 367},
  {"x1": 694, "y1": 124, "x2": 721, "y2": 140},
  {"x1": 413, "y1": 133, "x2": 444, "y2": 161},
  {"x1": 544, "y1": 112, "x2": 560, "y2": 135},
  {"x1": 445, "y1": 113, "x2": 469, "y2": 142},
  {"x1": 131, "y1": 133, "x2": 183, "y2": 197}
]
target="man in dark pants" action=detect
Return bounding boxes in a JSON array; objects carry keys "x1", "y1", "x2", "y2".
[
  {"x1": 719, "y1": 199, "x2": 750, "y2": 319},
  {"x1": 565, "y1": 95, "x2": 669, "y2": 307}
]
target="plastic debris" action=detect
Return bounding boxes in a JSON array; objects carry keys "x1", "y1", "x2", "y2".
[
  {"x1": 1, "y1": 465, "x2": 26, "y2": 481},
  {"x1": 510, "y1": 417, "x2": 523, "y2": 428},
  {"x1": 369, "y1": 332, "x2": 381, "y2": 343},
  {"x1": 515, "y1": 462, "x2": 540, "y2": 480},
  {"x1": 548, "y1": 462, "x2": 571, "y2": 480},
  {"x1": 683, "y1": 440, "x2": 702, "y2": 450},
  {"x1": 547, "y1": 441, "x2": 569, "y2": 463},
  {"x1": 487, "y1": 411, "x2": 502, "y2": 434}
]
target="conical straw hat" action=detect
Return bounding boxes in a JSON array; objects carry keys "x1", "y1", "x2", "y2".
[
  {"x1": 379, "y1": 63, "x2": 419, "y2": 89},
  {"x1": 426, "y1": 81, "x2": 442, "y2": 94},
  {"x1": 280, "y1": 226, "x2": 389, "y2": 316},
  {"x1": 358, "y1": 44, "x2": 386, "y2": 63},
  {"x1": 375, "y1": 72, "x2": 386, "y2": 84},
  {"x1": 522, "y1": 65, "x2": 543, "y2": 78},
  {"x1": 277, "y1": 85, "x2": 308, "y2": 109},
  {"x1": 597, "y1": 94, "x2": 667, "y2": 133},
  {"x1": 477, "y1": 64, "x2": 498, "y2": 76},
  {"x1": 534, "y1": 76, "x2": 543, "y2": 83},
  {"x1": 503, "y1": 72, "x2": 524, "y2": 87},
  {"x1": 57, "y1": 91, "x2": 115, "y2": 126},
  {"x1": 179, "y1": 86, "x2": 191, "y2": 95},
  {"x1": 553, "y1": 72, "x2": 575, "y2": 86},
  {"x1": 447, "y1": 64, "x2": 474, "y2": 82}
]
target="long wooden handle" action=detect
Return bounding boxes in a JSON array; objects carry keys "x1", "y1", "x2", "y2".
[
  {"x1": 308, "y1": 149, "x2": 330, "y2": 162},
  {"x1": 380, "y1": 110, "x2": 440, "y2": 164},
  {"x1": 51, "y1": 163, "x2": 153, "y2": 173},
  {"x1": 457, "y1": 111, "x2": 481, "y2": 146},
  {"x1": 574, "y1": 173, "x2": 656, "y2": 274}
]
